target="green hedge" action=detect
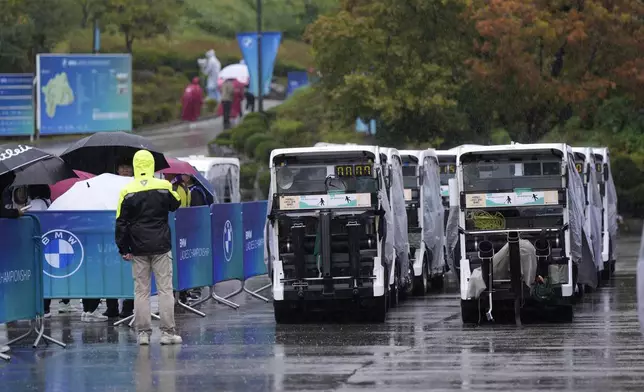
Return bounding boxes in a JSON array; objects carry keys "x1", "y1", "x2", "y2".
[
  {"x1": 240, "y1": 162, "x2": 260, "y2": 190},
  {"x1": 255, "y1": 140, "x2": 282, "y2": 165},
  {"x1": 231, "y1": 121, "x2": 270, "y2": 151},
  {"x1": 244, "y1": 133, "x2": 273, "y2": 158}
]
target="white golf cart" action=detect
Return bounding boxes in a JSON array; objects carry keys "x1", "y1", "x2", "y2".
[
  {"x1": 454, "y1": 143, "x2": 593, "y2": 324},
  {"x1": 265, "y1": 145, "x2": 394, "y2": 323},
  {"x1": 176, "y1": 155, "x2": 241, "y2": 203}
]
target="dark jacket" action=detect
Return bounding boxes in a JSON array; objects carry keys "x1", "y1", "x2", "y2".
[
  {"x1": 115, "y1": 150, "x2": 181, "y2": 256},
  {"x1": 0, "y1": 174, "x2": 19, "y2": 219},
  {"x1": 188, "y1": 184, "x2": 208, "y2": 206}
]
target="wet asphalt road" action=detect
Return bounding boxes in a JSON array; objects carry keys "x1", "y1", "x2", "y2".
[
  {"x1": 37, "y1": 99, "x2": 282, "y2": 158},
  {"x1": 1, "y1": 235, "x2": 644, "y2": 391}
]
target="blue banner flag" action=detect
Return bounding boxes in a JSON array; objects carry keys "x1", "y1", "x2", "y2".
[
  {"x1": 0, "y1": 216, "x2": 44, "y2": 323},
  {"x1": 237, "y1": 32, "x2": 282, "y2": 97},
  {"x1": 286, "y1": 72, "x2": 309, "y2": 97},
  {"x1": 36, "y1": 54, "x2": 132, "y2": 135},
  {"x1": 211, "y1": 203, "x2": 243, "y2": 283},
  {"x1": 33, "y1": 211, "x2": 134, "y2": 299},
  {"x1": 0, "y1": 74, "x2": 34, "y2": 136},
  {"x1": 356, "y1": 118, "x2": 377, "y2": 135},
  {"x1": 242, "y1": 201, "x2": 268, "y2": 280},
  {"x1": 174, "y1": 206, "x2": 214, "y2": 290}
]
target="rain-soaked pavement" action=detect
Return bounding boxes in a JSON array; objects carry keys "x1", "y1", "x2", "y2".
[{"x1": 1, "y1": 235, "x2": 644, "y2": 391}]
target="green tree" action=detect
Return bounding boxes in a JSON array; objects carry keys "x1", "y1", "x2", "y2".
[
  {"x1": 0, "y1": 0, "x2": 80, "y2": 72},
  {"x1": 103, "y1": 0, "x2": 181, "y2": 53},
  {"x1": 465, "y1": 0, "x2": 644, "y2": 142},
  {"x1": 306, "y1": 0, "x2": 476, "y2": 148}
]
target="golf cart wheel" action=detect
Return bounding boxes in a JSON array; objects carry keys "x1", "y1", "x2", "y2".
[
  {"x1": 274, "y1": 301, "x2": 297, "y2": 324},
  {"x1": 367, "y1": 295, "x2": 388, "y2": 323},
  {"x1": 431, "y1": 273, "x2": 445, "y2": 291},
  {"x1": 600, "y1": 265, "x2": 611, "y2": 281},
  {"x1": 412, "y1": 257, "x2": 428, "y2": 296},
  {"x1": 558, "y1": 304, "x2": 574, "y2": 323},
  {"x1": 461, "y1": 300, "x2": 480, "y2": 324},
  {"x1": 390, "y1": 269, "x2": 400, "y2": 308}
]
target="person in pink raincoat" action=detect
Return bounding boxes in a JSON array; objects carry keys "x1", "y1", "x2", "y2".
[{"x1": 181, "y1": 77, "x2": 204, "y2": 122}]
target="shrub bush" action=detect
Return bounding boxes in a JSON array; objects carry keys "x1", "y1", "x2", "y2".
[
  {"x1": 271, "y1": 119, "x2": 308, "y2": 147},
  {"x1": 254, "y1": 140, "x2": 282, "y2": 165},
  {"x1": 240, "y1": 162, "x2": 260, "y2": 190},
  {"x1": 205, "y1": 99, "x2": 218, "y2": 114},
  {"x1": 258, "y1": 169, "x2": 272, "y2": 197},
  {"x1": 244, "y1": 133, "x2": 273, "y2": 158},
  {"x1": 231, "y1": 120, "x2": 269, "y2": 151}
]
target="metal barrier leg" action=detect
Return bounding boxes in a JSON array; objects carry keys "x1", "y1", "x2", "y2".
[
  {"x1": 243, "y1": 281, "x2": 272, "y2": 303},
  {"x1": 190, "y1": 286, "x2": 214, "y2": 307},
  {"x1": 116, "y1": 313, "x2": 160, "y2": 328},
  {"x1": 212, "y1": 292, "x2": 240, "y2": 309},
  {"x1": 0, "y1": 346, "x2": 10, "y2": 361},
  {"x1": 33, "y1": 317, "x2": 65, "y2": 348},
  {"x1": 4, "y1": 317, "x2": 66, "y2": 357},
  {"x1": 177, "y1": 301, "x2": 206, "y2": 317},
  {"x1": 113, "y1": 314, "x2": 133, "y2": 327}
]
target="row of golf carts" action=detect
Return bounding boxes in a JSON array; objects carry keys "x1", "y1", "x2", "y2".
[{"x1": 263, "y1": 143, "x2": 619, "y2": 325}]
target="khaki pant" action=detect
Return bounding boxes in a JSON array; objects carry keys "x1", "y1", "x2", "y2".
[{"x1": 132, "y1": 252, "x2": 175, "y2": 334}]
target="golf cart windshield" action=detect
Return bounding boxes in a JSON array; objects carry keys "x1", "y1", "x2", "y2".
[
  {"x1": 401, "y1": 165, "x2": 417, "y2": 188},
  {"x1": 462, "y1": 153, "x2": 562, "y2": 192},
  {"x1": 439, "y1": 160, "x2": 456, "y2": 186},
  {"x1": 274, "y1": 163, "x2": 378, "y2": 195}
]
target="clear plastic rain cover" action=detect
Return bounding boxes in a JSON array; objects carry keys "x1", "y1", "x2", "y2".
[
  {"x1": 207, "y1": 164, "x2": 241, "y2": 203},
  {"x1": 587, "y1": 158, "x2": 604, "y2": 271},
  {"x1": 379, "y1": 172, "x2": 395, "y2": 273},
  {"x1": 264, "y1": 183, "x2": 277, "y2": 268},
  {"x1": 421, "y1": 155, "x2": 445, "y2": 271},
  {"x1": 445, "y1": 206, "x2": 460, "y2": 271},
  {"x1": 390, "y1": 156, "x2": 410, "y2": 281},
  {"x1": 568, "y1": 158, "x2": 597, "y2": 287},
  {"x1": 605, "y1": 158, "x2": 619, "y2": 257}
]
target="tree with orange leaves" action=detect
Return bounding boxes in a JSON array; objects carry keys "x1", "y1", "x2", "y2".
[{"x1": 466, "y1": 0, "x2": 644, "y2": 142}]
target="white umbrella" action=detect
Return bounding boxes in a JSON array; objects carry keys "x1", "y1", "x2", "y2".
[
  {"x1": 48, "y1": 173, "x2": 133, "y2": 211},
  {"x1": 218, "y1": 63, "x2": 249, "y2": 85}
]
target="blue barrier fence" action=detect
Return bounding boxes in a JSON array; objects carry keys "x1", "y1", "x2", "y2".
[
  {"x1": 0, "y1": 216, "x2": 44, "y2": 324},
  {"x1": 30, "y1": 201, "x2": 269, "y2": 300}
]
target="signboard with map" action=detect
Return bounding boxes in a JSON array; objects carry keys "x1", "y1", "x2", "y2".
[
  {"x1": 0, "y1": 74, "x2": 34, "y2": 136},
  {"x1": 36, "y1": 54, "x2": 132, "y2": 135}
]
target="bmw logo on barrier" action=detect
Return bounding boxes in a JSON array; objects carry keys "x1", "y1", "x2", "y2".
[
  {"x1": 242, "y1": 37, "x2": 253, "y2": 48},
  {"x1": 41, "y1": 229, "x2": 84, "y2": 278},
  {"x1": 223, "y1": 219, "x2": 234, "y2": 262}
]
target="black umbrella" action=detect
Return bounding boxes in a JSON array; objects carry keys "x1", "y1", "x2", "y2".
[
  {"x1": 60, "y1": 131, "x2": 170, "y2": 174},
  {"x1": 11, "y1": 156, "x2": 77, "y2": 186},
  {"x1": 0, "y1": 143, "x2": 55, "y2": 175}
]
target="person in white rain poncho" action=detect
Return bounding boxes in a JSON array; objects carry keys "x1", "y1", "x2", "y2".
[{"x1": 200, "y1": 49, "x2": 221, "y2": 101}]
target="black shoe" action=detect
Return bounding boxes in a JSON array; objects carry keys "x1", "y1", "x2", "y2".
[
  {"x1": 119, "y1": 312, "x2": 133, "y2": 318},
  {"x1": 103, "y1": 311, "x2": 120, "y2": 318}
]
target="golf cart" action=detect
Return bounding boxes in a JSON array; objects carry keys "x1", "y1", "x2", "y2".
[
  {"x1": 176, "y1": 155, "x2": 240, "y2": 203},
  {"x1": 265, "y1": 145, "x2": 394, "y2": 323},
  {"x1": 572, "y1": 147, "x2": 604, "y2": 283},
  {"x1": 399, "y1": 149, "x2": 446, "y2": 295},
  {"x1": 455, "y1": 143, "x2": 593, "y2": 324},
  {"x1": 592, "y1": 147, "x2": 619, "y2": 278}
]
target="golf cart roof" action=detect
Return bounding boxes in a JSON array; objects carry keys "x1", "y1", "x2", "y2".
[
  {"x1": 176, "y1": 156, "x2": 240, "y2": 171},
  {"x1": 458, "y1": 143, "x2": 572, "y2": 162},
  {"x1": 270, "y1": 145, "x2": 381, "y2": 167},
  {"x1": 399, "y1": 149, "x2": 439, "y2": 163}
]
